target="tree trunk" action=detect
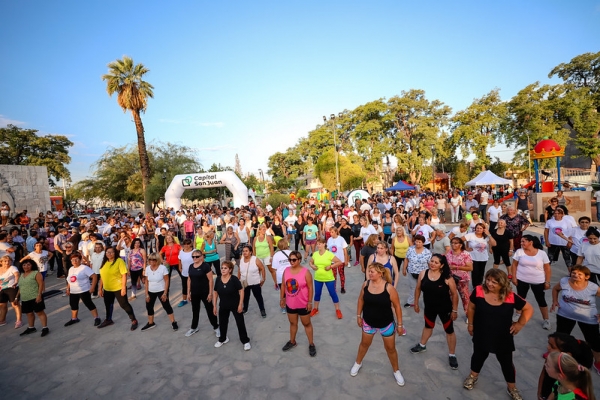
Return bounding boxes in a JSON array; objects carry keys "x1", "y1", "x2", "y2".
[{"x1": 131, "y1": 110, "x2": 152, "y2": 213}]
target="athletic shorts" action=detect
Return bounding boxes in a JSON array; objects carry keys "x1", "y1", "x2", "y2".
[
  {"x1": 0, "y1": 287, "x2": 18, "y2": 303},
  {"x1": 362, "y1": 320, "x2": 395, "y2": 337},
  {"x1": 259, "y1": 256, "x2": 271, "y2": 267},
  {"x1": 21, "y1": 298, "x2": 45, "y2": 314},
  {"x1": 286, "y1": 305, "x2": 310, "y2": 316},
  {"x1": 305, "y1": 239, "x2": 317, "y2": 246}
]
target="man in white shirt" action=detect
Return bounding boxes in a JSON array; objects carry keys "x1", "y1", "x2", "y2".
[
  {"x1": 359, "y1": 200, "x2": 372, "y2": 212},
  {"x1": 479, "y1": 189, "x2": 489, "y2": 222}
]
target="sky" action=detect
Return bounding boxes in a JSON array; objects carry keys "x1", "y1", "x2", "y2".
[{"x1": 1, "y1": 0, "x2": 599, "y2": 186}]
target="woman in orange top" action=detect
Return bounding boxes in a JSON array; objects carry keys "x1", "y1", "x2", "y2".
[{"x1": 160, "y1": 235, "x2": 182, "y2": 294}]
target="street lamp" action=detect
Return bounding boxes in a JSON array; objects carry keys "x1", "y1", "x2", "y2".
[
  {"x1": 162, "y1": 168, "x2": 167, "y2": 191},
  {"x1": 323, "y1": 113, "x2": 343, "y2": 194},
  {"x1": 431, "y1": 145, "x2": 436, "y2": 192},
  {"x1": 525, "y1": 132, "x2": 532, "y2": 182}
]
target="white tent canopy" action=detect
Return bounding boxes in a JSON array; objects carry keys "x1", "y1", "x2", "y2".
[{"x1": 465, "y1": 170, "x2": 512, "y2": 186}]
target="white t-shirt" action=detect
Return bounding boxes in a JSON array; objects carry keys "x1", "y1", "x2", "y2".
[
  {"x1": 545, "y1": 218, "x2": 571, "y2": 246},
  {"x1": 488, "y1": 206, "x2": 502, "y2": 223},
  {"x1": 271, "y1": 250, "x2": 291, "y2": 284},
  {"x1": 67, "y1": 265, "x2": 94, "y2": 294},
  {"x1": 513, "y1": 248, "x2": 550, "y2": 284},
  {"x1": 412, "y1": 224, "x2": 434, "y2": 245},
  {"x1": 90, "y1": 251, "x2": 105, "y2": 274},
  {"x1": 450, "y1": 226, "x2": 467, "y2": 240},
  {"x1": 360, "y1": 225, "x2": 378, "y2": 242},
  {"x1": 569, "y1": 227, "x2": 587, "y2": 256},
  {"x1": 480, "y1": 191, "x2": 489, "y2": 205},
  {"x1": 347, "y1": 210, "x2": 358, "y2": 221},
  {"x1": 284, "y1": 215, "x2": 298, "y2": 231},
  {"x1": 360, "y1": 203, "x2": 372, "y2": 212},
  {"x1": 577, "y1": 242, "x2": 600, "y2": 274},
  {"x1": 327, "y1": 236, "x2": 348, "y2": 262},
  {"x1": 464, "y1": 233, "x2": 490, "y2": 262},
  {"x1": 28, "y1": 251, "x2": 50, "y2": 272},
  {"x1": 0, "y1": 266, "x2": 18, "y2": 289},
  {"x1": 178, "y1": 249, "x2": 194, "y2": 277},
  {"x1": 145, "y1": 264, "x2": 169, "y2": 293}
]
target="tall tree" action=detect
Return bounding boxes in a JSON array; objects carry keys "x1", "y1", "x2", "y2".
[
  {"x1": 102, "y1": 56, "x2": 154, "y2": 212},
  {"x1": 0, "y1": 124, "x2": 73, "y2": 185},
  {"x1": 267, "y1": 148, "x2": 305, "y2": 191},
  {"x1": 450, "y1": 89, "x2": 507, "y2": 171},
  {"x1": 388, "y1": 90, "x2": 452, "y2": 184},
  {"x1": 234, "y1": 154, "x2": 242, "y2": 176},
  {"x1": 314, "y1": 148, "x2": 366, "y2": 191}
]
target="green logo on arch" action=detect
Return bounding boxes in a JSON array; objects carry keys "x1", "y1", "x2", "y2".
[{"x1": 182, "y1": 176, "x2": 193, "y2": 187}]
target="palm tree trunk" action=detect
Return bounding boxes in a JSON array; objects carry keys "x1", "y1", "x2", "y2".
[{"x1": 131, "y1": 110, "x2": 152, "y2": 213}]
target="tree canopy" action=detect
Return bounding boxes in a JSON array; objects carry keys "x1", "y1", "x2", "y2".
[{"x1": 0, "y1": 124, "x2": 73, "y2": 185}]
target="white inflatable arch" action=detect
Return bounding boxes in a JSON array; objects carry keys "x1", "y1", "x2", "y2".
[{"x1": 165, "y1": 171, "x2": 249, "y2": 209}]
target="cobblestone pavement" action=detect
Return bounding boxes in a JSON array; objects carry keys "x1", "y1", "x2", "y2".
[{"x1": 1, "y1": 225, "x2": 600, "y2": 399}]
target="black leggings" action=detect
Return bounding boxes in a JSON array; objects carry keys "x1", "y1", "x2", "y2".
[
  {"x1": 130, "y1": 269, "x2": 143, "y2": 287},
  {"x1": 556, "y1": 314, "x2": 600, "y2": 352},
  {"x1": 146, "y1": 290, "x2": 174, "y2": 316},
  {"x1": 243, "y1": 284, "x2": 265, "y2": 312},
  {"x1": 103, "y1": 290, "x2": 136, "y2": 321},
  {"x1": 547, "y1": 245, "x2": 572, "y2": 268},
  {"x1": 294, "y1": 233, "x2": 304, "y2": 251},
  {"x1": 190, "y1": 291, "x2": 218, "y2": 330},
  {"x1": 206, "y1": 259, "x2": 221, "y2": 278},
  {"x1": 516, "y1": 280, "x2": 547, "y2": 308},
  {"x1": 167, "y1": 265, "x2": 181, "y2": 295},
  {"x1": 69, "y1": 292, "x2": 96, "y2": 311},
  {"x1": 218, "y1": 306, "x2": 249, "y2": 344},
  {"x1": 472, "y1": 261, "x2": 487, "y2": 288},
  {"x1": 470, "y1": 348, "x2": 515, "y2": 383}
]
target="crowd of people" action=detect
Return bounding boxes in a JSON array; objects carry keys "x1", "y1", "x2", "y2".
[{"x1": 0, "y1": 187, "x2": 599, "y2": 399}]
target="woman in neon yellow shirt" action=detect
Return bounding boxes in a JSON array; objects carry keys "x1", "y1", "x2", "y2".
[
  {"x1": 309, "y1": 238, "x2": 343, "y2": 319},
  {"x1": 97, "y1": 246, "x2": 138, "y2": 330}
]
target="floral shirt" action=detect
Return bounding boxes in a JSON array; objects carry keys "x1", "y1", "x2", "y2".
[
  {"x1": 499, "y1": 214, "x2": 529, "y2": 237},
  {"x1": 445, "y1": 250, "x2": 472, "y2": 282},
  {"x1": 405, "y1": 246, "x2": 431, "y2": 274}
]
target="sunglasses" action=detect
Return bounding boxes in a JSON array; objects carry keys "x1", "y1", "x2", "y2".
[
  {"x1": 289, "y1": 258, "x2": 299, "y2": 262},
  {"x1": 192, "y1": 255, "x2": 203, "y2": 259}
]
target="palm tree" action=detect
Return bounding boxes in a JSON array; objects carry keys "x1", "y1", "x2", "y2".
[{"x1": 102, "y1": 56, "x2": 154, "y2": 212}]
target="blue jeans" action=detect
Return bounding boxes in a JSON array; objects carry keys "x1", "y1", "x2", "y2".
[{"x1": 314, "y1": 280, "x2": 339, "y2": 303}]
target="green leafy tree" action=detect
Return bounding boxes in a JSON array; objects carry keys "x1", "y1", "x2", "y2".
[
  {"x1": 450, "y1": 89, "x2": 507, "y2": 171},
  {"x1": 267, "y1": 149, "x2": 305, "y2": 191},
  {"x1": 242, "y1": 174, "x2": 261, "y2": 190},
  {"x1": 102, "y1": 56, "x2": 154, "y2": 212},
  {"x1": 388, "y1": 90, "x2": 452, "y2": 185},
  {"x1": 0, "y1": 124, "x2": 73, "y2": 185},
  {"x1": 549, "y1": 51, "x2": 600, "y2": 102},
  {"x1": 314, "y1": 148, "x2": 366, "y2": 191},
  {"x1": 501, "y1": 82, "x2": 571, "y2": 168}
]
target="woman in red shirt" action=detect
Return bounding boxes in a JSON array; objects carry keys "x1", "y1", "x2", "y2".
[{"x1": 160, "y1": 235, "x2": 181, "y2": 295}]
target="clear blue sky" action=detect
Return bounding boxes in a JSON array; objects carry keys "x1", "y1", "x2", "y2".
[{"x1": 1, "y1": 0, "x2": 599, "y2": 184}]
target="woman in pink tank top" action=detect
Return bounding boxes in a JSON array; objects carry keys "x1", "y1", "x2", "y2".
[{"x1": 279, "y1": 250, "x2": 317, "y2": 357}]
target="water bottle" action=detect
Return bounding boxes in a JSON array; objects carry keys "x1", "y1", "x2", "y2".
[{"x1": 540, "y1": 235, "x2": 545, "y2": 247}]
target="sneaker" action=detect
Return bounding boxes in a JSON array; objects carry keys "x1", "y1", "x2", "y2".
[
  {"x1": 94, "y1": 318, "x2": 101, "y2": 327},
  {"x1": 507, "y1": 387, "x2": 523, "y2": 400},
  {"x1": 214, "y1": 327, "x2": 220, "y2": 337},
  {"x1": 244, "y1": 342, "x2": 251, "y2": 351},
  {"x1": 177, "y1": 300, "x2": 188, "y2": 307},
  {"x1": 41, "y1": 327, "x2": 50, "y2": 337},
  {"x1": 282, "y1": 341, "x2": 297, "y2": 351},
  {"x1": 214, "y1": 337, "x2": 229, "y2": 347},
  {"x1": 336, "y1": 310, "x2": 343, "y2": 319},
  {"x1": 130, "y1": 320, "x2": 139, "y2": 331},
  {"x1": 47, "y1": 270, "x2": 54, "y2": 276},
  {"x1": 449, "y1": 355, "x2": 459, "y2": 370},
  {"x1": 310, "y1": 308, "x2": 319, "y2": 317},
  {"x1": 185, "y1": 328, "x2": 199, "y2": 337},
  {"x1": 141, "y1": 322, "x2": 156, "y2": 332},
  {"x1": 393, "y1": 370, "x2": 405, "y2": 386},
  {"x1": 128, "y1": 295, "x2": 137, "y2": 301},
  {"x1": 97, "y1": 319, "x2": 114, "y2": 329},
  {"x1": 309, "y1": 344, "x2": 317, "y2": 357},
  {"x1": 62, "y1": 293, "x2": 68, "y2": 297},
  {"x1": 542, "y1": 319, "x2": 551, "y2": 330},
  {"x1": 260, "y1": 309, "x2": 267, "y2": 318},
  {"x1": 281, "y1": 307, "x2": 287, "y2": 314},
  {"x1": 353, "y1": 261, "x2": 360, "y2": 266},
  {"x1": 410, "y1": 343, "x2": 427, "y2": 354},
  {"x1": 341, "y1": 288, "x2": 346, "y2": 294},
  {"x1": 0, "y1": 320, "x2": 6, "y2": 327},
  {"x1": 64, "y1": 318, "x2": 80, "y2": 327},
  {"x1": 507, "y1": 274, "x2": 513, "y2": 280},
  {"x1": 463, "y1": 374, "x2": 478, "y2": 390},
  {"x1": 593, "y1": 361, "x2": 600, "y2": 375},
  {"x1": 136, "y1": 283, "x2": 142, "y2": 290},
  {"x1": 350, "y1": 362, "x2": 362, "y2": 377},
  {"x1": 14, "y1": 320, "x2": 23, "y2": 329},
  {"x1": 19, "y1": 327, "x2": 37, "y2": 336},
  {"x1": 243, "y1": 309, "x2": 248, "y2": 314},
  {"x1": 172, "y1": 321, "x2": 178, "y2": 331},
  {"x1": 403, "y1": 303, "x2": 413, "y2": 308},
  {"x1": 512, "y1": 313, "x2": 520, "y2": 323},
  {"x1": 91, "y1": 295, "x2": 99, "y2": 299}
]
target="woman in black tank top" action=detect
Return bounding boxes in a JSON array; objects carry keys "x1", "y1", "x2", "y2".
[
  {"x1": 352, "y1": 262, "x2": 406, "y2": 385},
  {"x1": 411, "y1": 254, "x2": 460, "y2": 370}
]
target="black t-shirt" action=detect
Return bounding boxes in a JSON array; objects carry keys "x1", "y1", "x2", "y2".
[
  {"x1": 339, "y1": 226, "x2": 353, "y2": 245},
  {"x1": 545, "y1": 205, "x2": 556, "y2": 220},
  {"x1": 215, "y1": 275, "x2": 242, "y2": 310},
  {"x1": 188, "y1": 262, "x2": 212, "y2": 294},
  {"x1": 491, "y1": 229, "x2": 513, "y2": 251},
  {"x1": 361, "y1": 245, "x2": 377, "y2": 271}
]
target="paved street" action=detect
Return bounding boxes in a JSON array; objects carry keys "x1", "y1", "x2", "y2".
[{"x1": 1, "y1": 225, "x2": 600, "y2": 399}]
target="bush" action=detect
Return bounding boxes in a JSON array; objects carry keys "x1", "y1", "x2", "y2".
[
  {"x1": 297, "y1": 189, "x2": 309, "y2": 199},
  {"x1": 262, "y1": 193, "x2": 291, "y2": 208}
]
